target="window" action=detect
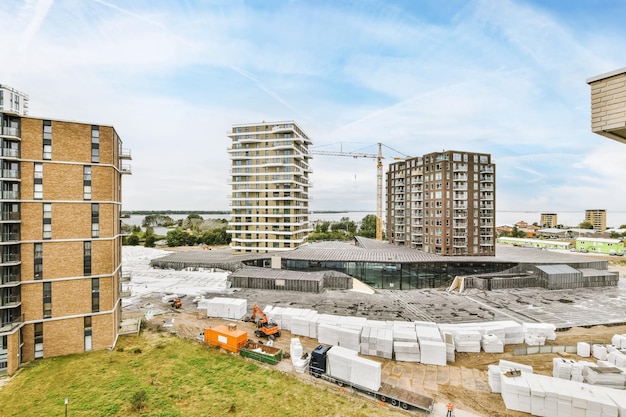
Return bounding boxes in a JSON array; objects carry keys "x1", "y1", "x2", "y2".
[
  {"x1": 91, "y1": 203, "x2": 99, "y2": 238},
  {"x1": 34, "y1": 243, "x2": 43, "y2": 279},
  {"x1": 43, "y1": 282, "x2": 51, "y2": 318},
  {"x1": 43, "y1": 203, "x2": 51, "y2": 239},
  {"x1": 83, "y1": 166, "x2": 92, "y2": 200},
  {"x1": 91, "y1": 278, "x2": 100, "y2": 313},
  {"x1": 84, "y1": 241, "x2": 92, "y2": 276},
  {"x1": 43, "y1": 121, "x2": 52, "y2": 160},
  {"x1": 91, "y1": 126, "x2": 100, "y2": 163},
  {"x1": 34, "y1": 323, "x2": 44, "y2": 359},
  {"x1": 84, "y1": 316, "x2": 92, "y2": 351},
  {"x1": 34, "y1": 163, "x2": 43, "y2": 199}
]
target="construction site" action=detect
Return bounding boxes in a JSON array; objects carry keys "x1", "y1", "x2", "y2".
[{"x1": 122, "y1": 244, "x2": 626, "y2": 416}]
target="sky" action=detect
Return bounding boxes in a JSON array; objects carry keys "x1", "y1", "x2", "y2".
[{"x1": 1, "y1": 0, "x2": 625, "y2": 213}]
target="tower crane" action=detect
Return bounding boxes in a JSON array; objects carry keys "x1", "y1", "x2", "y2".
[{"x1": 310, "y1": 143, "x2": 385, "y2": 241}]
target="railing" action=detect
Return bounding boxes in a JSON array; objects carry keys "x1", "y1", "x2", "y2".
[
  {"x1": 1, "y1": 170, "x2": 19, "y2": 179},
  {"x1": 120, "y1": 164, "x2": 132, "y2": 174},
  {"x1": 1, "y1": 253, "x2": 19, "y2": 263},
  {"x1": 0, "y1": 295, "x2": 20, "y2": 307},
  {"x1": 2, "y1": 191, "x2": 19, "y2": 199},
  {"x1": 121, "y1": 271, "x2": 132, "y2": 282},
  {"x1": 0, "y1": 314, "x2": 23, "y2": 333},
  {"x1": 1, "y1": 212, "x2": 19, "y2": 221},
  {"x1": 0, "y1": 127, "x2": 19, "y2": 137},
  {"x1": 119, "y1": 148, "x2": 132, "y2": 159},
  {"x1": 0, "y1": 273, "x2": 20, "y2": 285},
  {"x1": 1, "y1": 148, "x2": 19, "y2": 158},
  {"x1": 0, "y1": 233, "x2": 19, "y2": 243}
]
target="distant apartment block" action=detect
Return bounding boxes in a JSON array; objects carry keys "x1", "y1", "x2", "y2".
[
  {"x1": 587, "y1": 67, "x2": 626, "y2": 143},
  {"x1": 386, "y1": 150, "x2": 496, "y2": 256},
  {"x1": 226, "y1": 121, "x2": 312, "y2": 253},
  {"x1": 585, "y1": 209, "x2": 606, "y2": 232},
  {"x1": 540, "y1": 213, "x2": 558, "y2": 228},
  {"x1": 0, "y1": 84, "x2": 131, "y2": 375}
]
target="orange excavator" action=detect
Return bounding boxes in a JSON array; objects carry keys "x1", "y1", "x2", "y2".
[{"x1": 251, "y1": 304, "x2": 281, "y2": 339}]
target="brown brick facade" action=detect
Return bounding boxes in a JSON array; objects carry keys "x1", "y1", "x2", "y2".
[{"x1": 1, "y1": 114, "x2": 128, "y2": 375}]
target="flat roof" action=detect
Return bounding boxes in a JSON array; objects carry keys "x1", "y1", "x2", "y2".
[{"x1": 586, "y1": 66, "x2": 626, "y2": 84}]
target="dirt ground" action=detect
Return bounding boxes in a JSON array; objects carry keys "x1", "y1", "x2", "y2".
[{"x1": 142, "y1": 293, "x2": 626, "y2": 417}]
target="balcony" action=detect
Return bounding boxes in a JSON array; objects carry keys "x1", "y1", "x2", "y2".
[
  {"x1": 0, "y1": 314, "x2": 23, "y2": 333},
  {"x1": 481, "y1": 166, "x2": 494, "y2": 173},
  {"x1": 0, "y1": 253, "x2": 19, "y2": 264},
  {"x1": 0, "y1": 294, "x2": 20, "y2": 308},
  {"x1": 453, "y1": 221, "x2": 467, "y2": 228},
  {"x1": 0, "y1": 169, "x2": 19, "y2": 179},
  {"x1": 480, "y1": 203, "x2": 494, "y2": 209},
  {"x1": 120, "y1": 164, "x2": 132, "y2": 175},
  {"x1": 1, "y1": 148, "x2": 19, "y2": 159},
  {"x1": 453, "y1": 193, "x2": 467, "y2": 200},
  {"x1": 453, "y1": 240, "x2": 466, "y2": 248},
  {"x1": 119, "y1": 148, "x2": 132, "y2": 159},
  {"x1": 0, "y1": 273, "x2": 19, "y2": 287},
  {"x1": 121, "y1": 271, "x2": 132, "y2": 283},
  {"x1": 0, "y1": 127, "x2": 19, "y2": 137},
  {"x1": 453, "y1": 203, "x2": 467, "y2": 209},
  {"x1": 0, "y1": 232, "x2": 19, "y2": 243},
  {"x1": 0, "y1": 212, "x2": 19, "y2": 222}
]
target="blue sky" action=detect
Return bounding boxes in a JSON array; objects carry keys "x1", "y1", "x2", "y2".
[{"x1": 1, "y1": 0, "x2": 625, "y2": 213}]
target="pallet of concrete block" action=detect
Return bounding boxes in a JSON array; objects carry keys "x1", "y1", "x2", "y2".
[
  {"x1": 577, "y1": 341, "x2": 591, "y2": 358},
  {"x1": 393, "y1": 341, "x2": 420, "y2": 362},
  {"x1": 416, "y1": 322, "x2": 446, "y2": 366},
  {"x1": 594, "y1": 344, "x2": 609, "y2": 361},
  {"x1": 523, "y1": 322, "x2": 556, "y2": 341},
  {"x1": 608, "y1": 350, "x2": 626, "y2": 368},
  {"x1": 204, "y1": 297, "x2": 247, "y2": 319},
  {"x1": 326, "y1": 345, "x2": 381, "y2": 392},
  {"x1": 612, "y1": 334, "x2": 626, "y2": 349},
  {"x1": 586, "y1": 365, "x2": 626, "y2": 389},
  {"x1": 359, "y1": 320, "x2": 388, "y2": 356},
  {"x1": 481, "y1": 333, "x2": 504, "y2": 353},
  {"x1": 291, "y1": 309, "x2": 319, "y2": 338},
  {"x1": 454, "y1": 330, "x2": 482, "y2": 353}
]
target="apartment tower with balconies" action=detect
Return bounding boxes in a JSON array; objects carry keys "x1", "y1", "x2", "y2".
[
  {"x1": 0, "y1": 84, "x2": 131, "y2": 375},
  {"x1": 227, "y1": 121, "x2": 312, "y2": 253},
  {"x1": 386, "y1": 150, "x2": 496, "y2": 256}
]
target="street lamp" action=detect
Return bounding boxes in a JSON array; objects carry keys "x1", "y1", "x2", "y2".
[{"x1": 65, "y1": 397, "x2": 68, "y2": 417}]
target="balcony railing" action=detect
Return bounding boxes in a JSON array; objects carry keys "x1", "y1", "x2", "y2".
[
  {"x1": 1, "y1": 212, "x2": 19, "y2": 221},
  {"x1": 1, "y1": 170, "x2": 19, "y2": 179},
  {"x1": 120, "y1": 164, "x2": 132, "y2": 174},
  {"x1": 1, "y1": 253, "x2": 19, "y2": 264},
  {"x1": 119, "y1": 148, "x2": 132, "y2": 159},
  {"x1": 1, "y1": 149, "x2": 19, "y2": 158},
  {"x1": 1, "y1": 191, "x2": 19, "y2": 200},
  {"x1": 0, "y1": 272, "x2": 19, "y2": 284},
  {"x1": 0, "y1": 295, "x2": 20, "y2": 308},
  {"x1": 121, "y1": 271, "x2": 132, "y2": 282},
  {"x1": 0, "y1": 127, "x2": 19, "y2": 137},
  {"x1": 0, "y1": 233, "x2": 19, "y2": 243},
  {"x1": 0, "y1": 314, "x2": 23, "y2": 333}
]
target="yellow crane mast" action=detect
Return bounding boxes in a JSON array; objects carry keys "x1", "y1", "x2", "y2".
[{"x1": 310, "y1": 143, "x2": 384, "y2": 241}]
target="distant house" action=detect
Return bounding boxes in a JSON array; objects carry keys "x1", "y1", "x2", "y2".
[
  {"x1": 575, "y1": 237, "x2": 624, "y2": 255},
  {"x1": 496, "y1": 221, "x2": 540, "y2": 238},
  {"x1": 498, "y1": 237, "x2": 572, "y2": 250}
]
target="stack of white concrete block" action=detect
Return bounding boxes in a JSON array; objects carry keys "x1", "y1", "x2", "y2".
[
  {"x1": 577, "y1": 341, "x2": 591, "y2": 357},
  {"x1": 392, "y1": 321, "x2": 420, "y2": 362},
  {"x1": 205, "y1": 297, "x2": 247, "y2": 319},
  {"x1": 481, "y1": 333, "x2": 504, "y2": 353},
  {"x1": 608, "y1": 350, "x2": 626, "y2": 368},
  {"x1": 523, "y1": 323, "x2": 556, "y2": 346},
  {"x1": 416, "y1": 322, "x2": 446, "y2": 366},
  {"x1": 291, "y1": 310, "x2": 319, "y2": 338},
  {"x1": 611, "y1": 334, "x2": 626, "y2": 349},
  {"x1": 443, "y1": 332, "x2": 455, "y2": 362},
  {"x1": 359, "y1": 320, "x2": 387, "y2": 356},
  {"x1": 586, "y1": 366, "x2": 626, "y2": 389},
  {"x1": 594, "y1": 344, "x2": 609, "y2": 361},
  {"x1": 326, "y1": 346, "x2": 381, "y2": 391},
  {"x1": 290, "y1": 338, "x2": 309, "y2": 373},
  {"x1": 488, "y1": 364, "x2": 503, "y2": 393},
  {"x1": 552, "y1": 358, "x2": 577, "y2": 379},
  {"x1": 454, "y1": 330, "x2": 482, "y2": 353},
  {"x1": 497, "y1": 361, "x2": 626, "y2": 416}
]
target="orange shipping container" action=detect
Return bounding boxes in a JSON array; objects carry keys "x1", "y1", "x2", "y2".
[{"x1": 204, "y1": 324, "x2": 248, "y2": 353}]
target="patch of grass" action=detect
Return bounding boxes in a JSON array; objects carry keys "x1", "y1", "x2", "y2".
[{"x1": 0, "y1": 332, "x2": 399, "y2": 417}]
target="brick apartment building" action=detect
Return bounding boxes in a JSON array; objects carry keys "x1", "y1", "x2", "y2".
[
  {"x1": 0, "y1": 84, "x2": 130, "y2": 375},
  {"x1": 226, "y1": 121, "x2": 312, "y2": 253},
  {"x1": 386, "y1": 150, "x2": 496, "y2": 256}
]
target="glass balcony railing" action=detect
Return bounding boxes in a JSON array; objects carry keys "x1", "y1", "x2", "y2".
[
  {"x1": 0, "y1": 314, "x2": 23, "y2": 333},
  {"x1": 0, "y1": 127, "x2": 19, "y2": 137}
]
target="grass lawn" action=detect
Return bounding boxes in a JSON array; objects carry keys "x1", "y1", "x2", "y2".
[{"x1": 0, "y1": 331, "x2": 403, "y2": 417}]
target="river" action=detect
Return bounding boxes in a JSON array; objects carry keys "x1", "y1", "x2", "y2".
[{"x1": 122, "y1": 210, "x2": 626, "y2": 235}]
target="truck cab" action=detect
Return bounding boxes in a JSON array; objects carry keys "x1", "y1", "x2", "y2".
[{"x1": 309, "y1": 345, "x2": 331, "y2": 377}]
